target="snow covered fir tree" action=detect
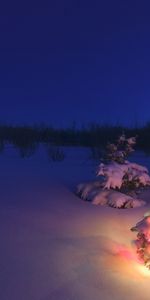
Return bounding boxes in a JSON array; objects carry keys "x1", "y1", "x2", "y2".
[
  {"x1": 77, "y1": 134, "x2": 150, "y2": 208},
  {"x1": 131, "y1": 212, "x2": 150, "y2": 269}
]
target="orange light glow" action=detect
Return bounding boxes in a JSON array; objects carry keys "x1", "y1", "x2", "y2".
[
  {"x1": 103, "y1": 243, "x2": 150, "y2": 280},
  {"x1": 136, "y1": 263, "x2": 150, "y2": 277}
]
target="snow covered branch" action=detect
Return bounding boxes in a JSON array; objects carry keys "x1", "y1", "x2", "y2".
[{"x1": 76, "y1": 135, "x2": 148, "y2": 209}]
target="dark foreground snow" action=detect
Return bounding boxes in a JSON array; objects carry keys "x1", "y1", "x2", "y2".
[{"x1": 0, "y1": 146, "x2": 150, "y2": 299}]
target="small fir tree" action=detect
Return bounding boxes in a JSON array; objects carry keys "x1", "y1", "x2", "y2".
[
  {"x1": 131, "y1": 213, "x2": 150, "y2": 269},
  {"x1": 98, "y1": 134, "x2": 150, "y2": 193},
  {"x1": 77, "y1": 134, "x2": 148, "y2": 209}
]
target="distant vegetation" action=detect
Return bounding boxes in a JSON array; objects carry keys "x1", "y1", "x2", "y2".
[{"x1": 0, "y1": 123, "x2": 150, "y2": 158}]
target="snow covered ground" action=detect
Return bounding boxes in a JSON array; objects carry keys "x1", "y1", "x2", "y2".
[{"x1": 1, "y1": 145, "x2": 150, "y2": 300}]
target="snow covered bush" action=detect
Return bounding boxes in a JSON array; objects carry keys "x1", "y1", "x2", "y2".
[
  {"x1": 92, "y1": 189, "x2": 145, "y2": 208},
  {"x1": 77, "y1": 181, "x2": 102, "y2": 200},
  {"x1": 98, "y1": 135, "x2": 150, "y2": 192},
  {"x1": 131, "y1": 212, "x2": 150, "y2": 269},
  {"x1": 77, "y1": 182, "x2": 145, "y2": 208},
  {"x1": 76, "y1": 134, "x2": 148, "y2": 208},
  {"x1": 98, "y1": 161, "x2": 150, "y2": 191}
]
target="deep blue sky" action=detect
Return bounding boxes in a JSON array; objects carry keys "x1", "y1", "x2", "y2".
[{"x1": 0, "y1": 0, "x2": 150, "y2": 127}]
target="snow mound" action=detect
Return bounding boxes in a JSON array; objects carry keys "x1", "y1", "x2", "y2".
[
  {"x1": 76, "y1": 181, "x2": 146, "y2": 209},
  {"x1": 76, "y1": 181, "x2": 102, "y2": 199}
]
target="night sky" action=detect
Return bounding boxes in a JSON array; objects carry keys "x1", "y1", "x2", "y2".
[{"x1": 0, "y1": 1, "x2": 150, "y2": 127}]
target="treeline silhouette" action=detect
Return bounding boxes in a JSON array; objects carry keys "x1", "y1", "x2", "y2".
[{"x1": 0, "y1": 123, "x2": 150, "y2": 157}]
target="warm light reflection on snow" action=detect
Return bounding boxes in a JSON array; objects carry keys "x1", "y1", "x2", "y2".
[
  {"x1": 137, "y1": 264, "x2": 150, "y2": 277},
  {"x1": 115, "y1": 245, "x2": 150, "y2": 278}
]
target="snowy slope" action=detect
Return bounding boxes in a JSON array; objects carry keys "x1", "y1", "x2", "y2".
[
  {"x1": 0, "y1": 146, "x2": 150, "y2": 299},
  {"x1": 1, "y1": 183, "x2": 150, "y2": 300}
]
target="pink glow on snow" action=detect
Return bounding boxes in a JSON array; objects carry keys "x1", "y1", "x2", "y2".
[
  {"x1": 113, "y1": 244, "x2": 150, "y2": 278},
  {"x1": 117, "y1": 246, "x2": 138, "y2": 261}
]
